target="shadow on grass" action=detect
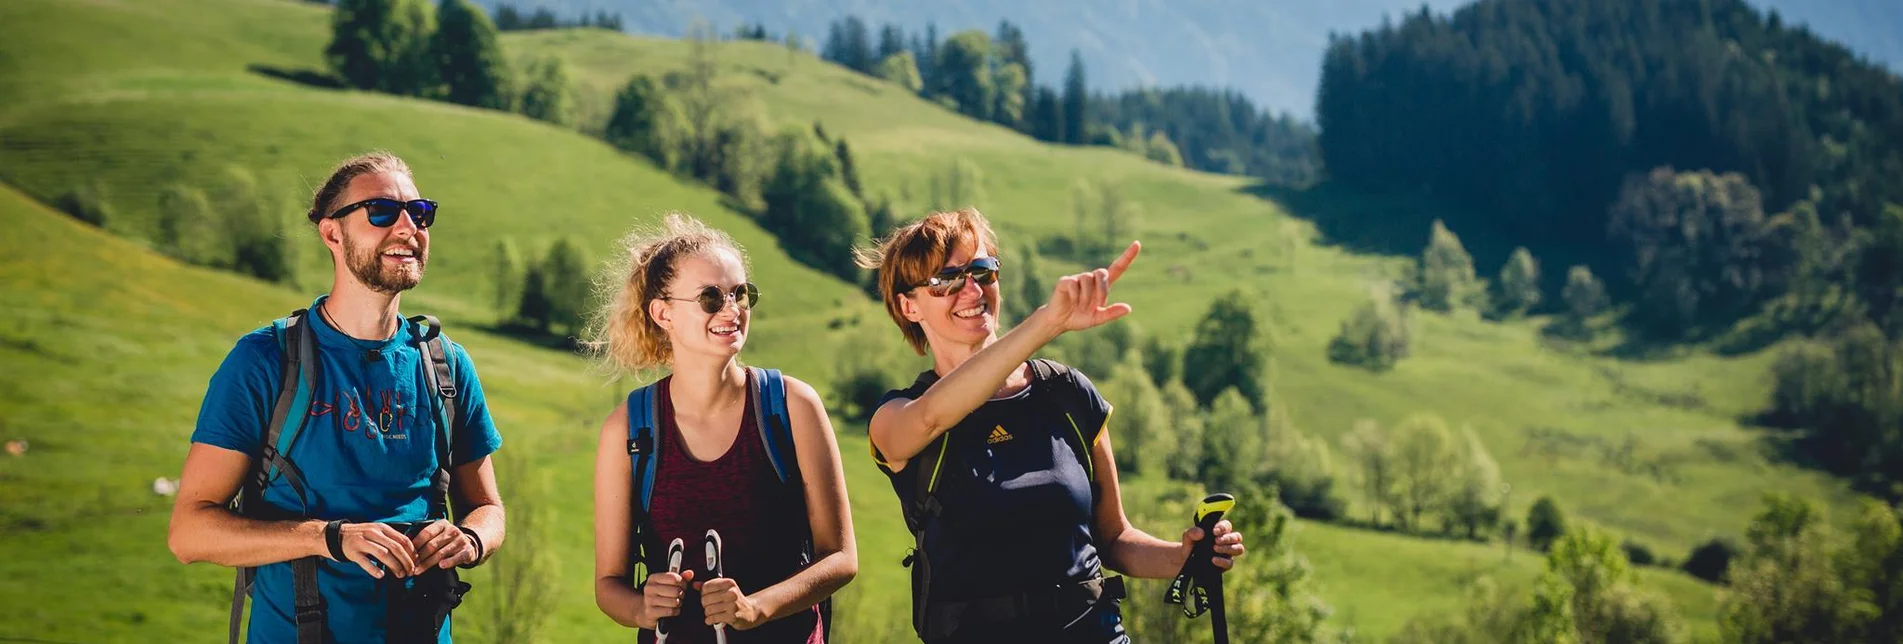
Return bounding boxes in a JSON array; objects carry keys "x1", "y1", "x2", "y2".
[{"x1": 246, "y1": 64, "x2": 346, "y2": 90}]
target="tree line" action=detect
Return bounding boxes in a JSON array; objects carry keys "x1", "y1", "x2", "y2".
[
  {"x1": 1316, "y1": 0, "x2": 1902, "y2": 332},
  {"x1": 323, "y1": 3, "x2": 891, "y2": 290},
  {"x1": 490, "y1": 2, "x2": 622, "y2": 32},
  {"x1": 600, "y1": 27, "x2": 894, "y2": 286},
  {"x1": 1318, "y1": 0, "x2": 1903, "y2": 241},
  {"x1": 326, "y1": 0, "x2": 579, "y2": 127},
  {"x1": 818, "y1": 16, "x2": 1320, "y2": 185},
  {"x1": 1092, "y1": 87, "x2": 1321, "y2": 187}
]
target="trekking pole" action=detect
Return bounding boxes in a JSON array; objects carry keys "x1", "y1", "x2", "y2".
[
  {"x1": 1163, "y1": 493, "x2": 1236, "y2": 644},
  {"x1": 704, "y1": 529, "x2": 727, "y2": 644},
  {"x1": 656, "y1": 538, "x2": 685, "y2": 644}
]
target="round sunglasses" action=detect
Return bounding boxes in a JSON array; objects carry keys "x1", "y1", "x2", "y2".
[
  {"x1": 662, "y1": 283, "x2": 759, "y2": 314},
  {"x1": 326, "y1": 198, "x2": 438, "y2": 229},
  {"x1": 898, "y1": 256, "x2": 1002, "y2": 297}
]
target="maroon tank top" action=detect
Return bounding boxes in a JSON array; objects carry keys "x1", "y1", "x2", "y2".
[{"x1": 642, "y1": 374, "x2": 823, "y2": 644}]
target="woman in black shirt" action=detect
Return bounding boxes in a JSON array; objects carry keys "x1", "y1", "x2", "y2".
[{"x1": 855, "y1": 207, "x2": 1246, "y2": 643}]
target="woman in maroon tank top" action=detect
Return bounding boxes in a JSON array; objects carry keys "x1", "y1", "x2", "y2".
[{"x1": 587, "y1": 213, "x2": 857, "y2": 643}]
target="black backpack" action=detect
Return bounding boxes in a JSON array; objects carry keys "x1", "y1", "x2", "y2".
[
  {"x1": 226, "y1": 309, "x2": 465, "y2": 644},
  {"x1": 895, "y1": 358, "x2": 1107, "y2": 642}
]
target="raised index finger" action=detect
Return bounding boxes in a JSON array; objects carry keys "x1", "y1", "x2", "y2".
[{"x1": 1105, "y1": 241, "x2": 1141, "y2": 285}]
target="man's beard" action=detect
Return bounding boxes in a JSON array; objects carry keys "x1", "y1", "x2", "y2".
[{"x1": 342, "y1": 228, "x2": 426, "y2": 294}]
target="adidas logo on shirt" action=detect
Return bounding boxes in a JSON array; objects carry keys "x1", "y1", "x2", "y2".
[{"x1": 987, "y1": 425, "x2": 1014, "y2": 445}]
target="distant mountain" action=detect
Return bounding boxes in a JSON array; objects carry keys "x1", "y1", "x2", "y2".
[{"x1": 487, "y1": 0, "x2": 1901, "y2": 119}]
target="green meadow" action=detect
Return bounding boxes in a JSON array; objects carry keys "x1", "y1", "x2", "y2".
[{"x1": 0, "y1": 0, "x2": 1871, "y2": 641}]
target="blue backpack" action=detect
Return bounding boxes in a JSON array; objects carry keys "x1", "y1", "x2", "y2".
[{"x1": 624, "y1": 367, "x2": 830, "y2": 639}]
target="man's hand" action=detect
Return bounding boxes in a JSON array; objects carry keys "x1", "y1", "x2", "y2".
[
  {"x1": 337, "y1": 522, "x2": 418, "y2": 579},
  {"x1": 409, "y1": 519, "x2": 477, "y2": 573}
]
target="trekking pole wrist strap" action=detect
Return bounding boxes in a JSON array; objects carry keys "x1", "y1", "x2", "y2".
[
  {"x1": 457, "y1": 526, "x2": 484, "y2": 569},
  {"x1": 324, "y1": 520, "x2": 348, "y2": 562}
]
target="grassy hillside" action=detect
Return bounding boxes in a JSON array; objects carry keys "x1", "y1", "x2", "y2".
[{"x1": 0, "y1": 0, "x2": 1876, "y2": 641}]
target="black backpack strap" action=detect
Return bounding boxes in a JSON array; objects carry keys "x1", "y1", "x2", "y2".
[
  {"x1": 409, "y1": 314, "x2": 458, "y2": 522},
  {"x1": 292, "y1": 557, "x2": 328, "y2": 643},
  {"x1": 1028, "y1": 359, "x2": 1097, "y2": 492}
]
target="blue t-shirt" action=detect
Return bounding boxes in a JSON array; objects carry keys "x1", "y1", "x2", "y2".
[{"x1": 190, "y1": 295, "x2": 503, "y2": 643}]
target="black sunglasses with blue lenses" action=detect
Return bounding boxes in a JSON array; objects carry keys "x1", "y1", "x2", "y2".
[{"x1": 327, "y1": 198, "x2": 438, "y2": 229}]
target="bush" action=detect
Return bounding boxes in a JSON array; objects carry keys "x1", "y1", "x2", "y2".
[
  {"x1": 1419, "y1": 219, "x2": 1479, "y2": 312},
  {"x1": 1329, "y1": 284, "x2": 1411, "y2": 370},
  {"x1": 1681, "y1": 537, "x2": 1739, "y2": 583},
  {"x1": 1621, "y1": 539, "x2": 1658, "y2": 567},
  {"x1": 1492, "y1": 246, "x2": 1543, "y2": 318},
  {"x1": 1182, "y1": 290, "x2": 1270, "y2": 411},
  {"x1": 57, "y1": 182, "x2": 113, "y2": 228},
  {"x1": 517, "y1": 55, "x2": 576, "y2": 126},
  {"x1": 1527, "y1": 495, "x2": 1567, "y2": 551},
  {"x1": 604, "y1": 75, "x2": 687, "y2": 170},
  {"x1": 155, "y1": 183, "x2": 220, "y2": 266}
]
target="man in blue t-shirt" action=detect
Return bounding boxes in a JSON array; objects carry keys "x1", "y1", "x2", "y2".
[{"x1": 167, "y1": 151, "x2": 505, "y2": 643}]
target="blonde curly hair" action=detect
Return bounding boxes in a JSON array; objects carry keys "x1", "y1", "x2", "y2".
[{"x1": 586, "y1": 212, "x2": 750, "y2": 375}]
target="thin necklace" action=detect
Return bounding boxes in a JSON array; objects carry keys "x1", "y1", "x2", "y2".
[
  {"x1": 318, "y1": 300, "x2": 391, "y2": 341},
  {"x1": 316, "y1": 300, "x2": 343, "y2": 332}
]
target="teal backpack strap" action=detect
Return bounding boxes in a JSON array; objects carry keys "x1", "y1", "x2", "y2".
[
  {"x1": 410, "y1": 314, "x2": 459, "y2": 522},
  {"x1": 231, "y1": 309, "x2": 325, "y2": 644},
  {"x1": 261, "y1": 311, "x2": 320, "y2": 507},
  {"x1": 625, "y1": 383, "x2": 662, "y2": 581}
]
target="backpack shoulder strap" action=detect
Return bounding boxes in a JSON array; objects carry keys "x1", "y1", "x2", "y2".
[
  {"x1": 624, "y1": 382, "x2": 662, "y2": 578},
  {"x1": 258, "y1": 309, "x2": 319, "y2": 510},
  {"x1": 231, "y1": 309, "x2": 321, "y2": 644},
  {"x1": 748, "y1": 366, "x2": 829, "y2": 638},
  {"x1": 1029, "y1": 359, "x2": 1097, "y2": 491},
  {"x1": 410, "y1": 314, "x2": 459, "y2": 521},
  {"x1": 749, "y1": 367, "x2": 797, "y2": 484}
]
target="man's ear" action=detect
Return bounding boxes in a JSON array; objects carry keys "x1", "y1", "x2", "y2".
[{"x1": 318, "y1": 218, "x2": 345, "y2": 252}]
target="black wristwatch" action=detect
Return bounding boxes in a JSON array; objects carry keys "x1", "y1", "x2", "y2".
[
  {"x1": 457, "y1": 526, "x2": 484, "y2": 569},
  {"x1": 324, "y1": 520, "x2": 348, "y2": 562}
]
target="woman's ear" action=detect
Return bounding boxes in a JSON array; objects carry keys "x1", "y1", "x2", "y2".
[
  {"x1": 647, "y1": 297, "x2": 672, "y2": 333},
  {"x1": 899, "y1": 292, "x2": 924, "y2": 323}
]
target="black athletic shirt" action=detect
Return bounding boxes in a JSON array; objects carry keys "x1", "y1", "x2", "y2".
[{"x1": 873, "y1": 361, "x2": 1113, "y2": 602}]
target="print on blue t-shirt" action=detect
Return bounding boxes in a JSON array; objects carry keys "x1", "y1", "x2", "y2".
[{"x1": 191, "y1": 295, "x2": 503, "y2": 643}]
